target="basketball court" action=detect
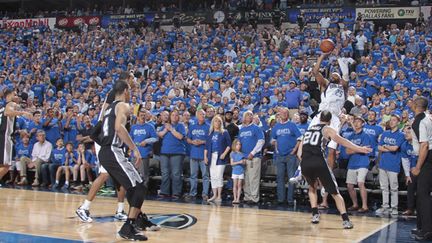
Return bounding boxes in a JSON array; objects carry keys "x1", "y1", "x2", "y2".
[{"x1": 0, "y1": 188, "x2": 400, "y2": 242}]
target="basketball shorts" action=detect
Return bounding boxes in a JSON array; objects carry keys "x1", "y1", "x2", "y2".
[
  {"x1": 301, "y1": 153, "x2": 339, "y2": 195},
  {"x1": 0, "y1": 136, "x2": 14, "y2": 166},
  {"x1": 98, "y1": 145, "x2": 143, "y2": 190}
]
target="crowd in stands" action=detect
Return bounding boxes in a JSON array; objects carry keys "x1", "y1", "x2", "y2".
[{"x1": 1, "y1": 9, "x2": 432, "y2": 215}]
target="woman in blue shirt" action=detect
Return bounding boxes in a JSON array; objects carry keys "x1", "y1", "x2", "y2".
[
  {"x1": 204, "y1": 115, "x2": 231, "y2": 203},
  {"x1": 158, "y1": 109, "x2": 186, "y2": 199}
]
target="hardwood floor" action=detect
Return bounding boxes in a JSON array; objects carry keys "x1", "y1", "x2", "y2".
[{"x1": 0, "y1": 188, "x2": 394, "y2": 242}]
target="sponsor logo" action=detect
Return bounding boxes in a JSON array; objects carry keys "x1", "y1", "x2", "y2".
[
  {"x1": 191, "y1": 129, "x2": 206, "y2": 136},
  {"x1": 73, "y1": 18, "x2": 84, "y2": 26},
  {"x1": 58, "y1": 18, "x2": 68, "y2": 26},
  {"x1": 383, "y1": 136, "x2": 397, "y2": 145},
  {"x1": 149, "y1": 214, "x2": 197, "y2": 230},
  {"x1": 89, "y1": 17, "x2": 100, "y2": 25},
  {"x1": 239, "y1": 131, "x2": 253, "y2": 137}
]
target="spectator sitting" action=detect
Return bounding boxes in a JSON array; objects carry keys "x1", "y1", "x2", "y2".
[
  {"x1": 19, "y1": 130, "x2": 52, "y2": 187},
  {"x1": 15, "y1": 133, "x2": 33, "y2": 185},
  {"x1": 53, "y1": 142, "x2": 77, "y2": 190}
]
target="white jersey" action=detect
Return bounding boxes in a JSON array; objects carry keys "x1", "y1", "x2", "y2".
[{"x1": 318, "y1": 83, "x2": 345, "y2": 116}]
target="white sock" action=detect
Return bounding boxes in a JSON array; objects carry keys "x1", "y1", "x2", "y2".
[
  {"x1": 55, "y1": 180, "x2": 59, "y2": 184},
  {"x1": 65, "y1": 181, "x2": 69, "y2": 185},
  {"x1": 117, "y1": 202, "x2": 125, "y2": 213},
  {"x1": 81, "y1": 199, "x2": 91, "y2": 210}
]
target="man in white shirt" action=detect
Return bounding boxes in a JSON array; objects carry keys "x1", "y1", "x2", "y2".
[
  {"x1": 341, "y1": 26, "x2": 352, "y2": 42},
  {"x1": 355, "y1": 30, "x2": 368, "y2": 57},
  {"x1": 20, "y1": 130, "x2": 53, "y2": 187},
  {"x1": 224, "y1": 44, "x2": 237, "y2": 60},
  {"x1": 338, "y1": 54, "x2": 356, "y2": 81},
  {"x1": 319, "y1": 14, "x2": 331, "y2": 35}
]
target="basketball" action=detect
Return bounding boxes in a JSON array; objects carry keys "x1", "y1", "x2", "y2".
[{"x1": 320, "y1": 39, "x2": 335, "y2": 53}]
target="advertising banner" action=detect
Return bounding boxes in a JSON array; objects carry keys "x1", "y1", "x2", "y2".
[
  {"x1": 287, "y1": 8, "x2": 355, "y2": 23},
  {"x1": 101, "y1": 13, "x2": 155, "y2": 27},
  {"x1": 356, "y1": 7, "x2": 420, "y2": 20},
  {"x1": 1, "y1": 18, "x2": 56, "y2": 29},
  {"x1": 56, "y1": 16, "x2": 101, "y2": 28}
]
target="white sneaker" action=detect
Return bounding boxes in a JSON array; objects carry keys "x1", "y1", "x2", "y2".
[
  {"x1": 289, "y1": 168, "x2": 303, "y2": 184},
  {"x1": 390, "y1": 207, "x2": 399, "y2": 215},
  {"x1": 115, "y1": 211, "x2": 128, "y2": 221},
  {"x1": 311, "y1": 214, "x2": 320, "y2": 224},
  {"x1": 375, "y1": 207, "x2": 389, "y2": 215},
  {"x1": 343, "y1": 220, "x2": 354, "y2": 229},
  {"x1": 76, "y1": 207, "x2": 93, "y2": 223},
  {"x1": 320, "y1": 187, "x2": 326, "y2": 197}
]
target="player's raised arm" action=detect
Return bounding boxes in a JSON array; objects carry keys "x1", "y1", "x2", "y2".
[
  {"x1": 312, "y1": 53, "x2": 329, "y2": 90},
  {"x1": 323, "y1": 126, "x2": 372, "y2": 154}
]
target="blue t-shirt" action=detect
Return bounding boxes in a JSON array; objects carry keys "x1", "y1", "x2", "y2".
[
  {"x1": 230, "y1": 151, "x2": 245, "y2": 175},
  {"x1": 347, "y1": 131, "x2": 372, "y2": 169},
  {"x1": 271, "y1": 121, "x2": 301, "y2": 156},
  {"x1": 160, "y1": 123, "x2": 187, "y2": 155},
  {"x1": 52, "y1": 147, "x2": 65, "y2": 165},
  {"x1": 26, "y1": 121, "x2": 43, "y2": 145},
  {"x1": 130, "y1": 123, "x2": 157, "y2": 158},
  {"x1": 83, "y1": 150, "x2": 97, "y2": 165},
  {"x1": 187, "y1": 122, "x2": 210, "y2": 160},
  {"x1": 379, "y1": 130, "x2": 404, "y2": 173},
  {"x1": 339, "y1": 126, "x2": 354, "y2": 160},
  {"x1": 211, "y1": 132, "x2": 222, "y2": 152},
  {"x1": 62, "y1": 151, "x2": 79, "y2": 166},
  {"x1": 363, "y1": 123, "x2": 384, "y2": 157},
  {"x1": 239, "y1": 124, "x2": 264, "y2": 158},
  {"x1": 62, "y1": 118, "x2": 79, "y2": 147},
  {"x1": 15, "y1": 143, "x2": 32, "y2": 160},
  {"x1": 297, "y1": 122, "x2": 310, "y2": 135},
  {"x1": 43, "y1": 118, "x2": 61, "y2": 145}
]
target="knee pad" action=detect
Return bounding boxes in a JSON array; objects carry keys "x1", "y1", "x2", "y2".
[{"x1": 126, "y1": 182, "x2": 147, "y2": 208}]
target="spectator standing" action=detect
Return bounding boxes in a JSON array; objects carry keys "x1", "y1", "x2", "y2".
[
  {"x1": 186, "y1": 110, "x2": 210, "y2": 201},
  {"x1": 285, "y1": 81, "x2": 302, "y2": 119},
  {"x1": 376, "y1": 114, "x2": 404, "y2": 216},
  {"x1": 400, "y1": 125, "x2": 417, "y2": 216},
  {"x1": 158, "y1": 109, "x2": 187, "y2": 199},
  {"x1": 130, "y1": 109, "x2": 158, "y2": 188},
  {"x1": 355, "y1": 30, "x2": 368, "y2": 58},
  {"x1": 345, "y1": 116, "x2": 371, "y2": 213},
  {"x1": 230, "y1": 139, "x2": 246, "y2": 204},
  {"x1": 271, "y1": 108, "x2": 302, "y2": 205},
  {"x1": 319, "y1": 14, "x2": 331, "y2": 36},
  {"x1": 204, "y1": 115, "x2": 231, "y2": 202},
  {"x1": 239, "y1": 111, "x2": 265, "y2": 204}
]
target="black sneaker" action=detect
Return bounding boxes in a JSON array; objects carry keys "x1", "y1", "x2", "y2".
[
  {"x1": 118, "y1": 223, "x2": 147, "y2": 241},
  {"x1": 414, "y1": 231, "x2": 432, "y2": 241},
  {"x1": 136, "y1": 213, "x2": 161, "y2": 231}
]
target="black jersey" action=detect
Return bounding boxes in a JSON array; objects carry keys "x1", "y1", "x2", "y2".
[
  {"x1": 98, "y1": 100, "x2": 123, "y2": 147},
  {"x1": 302, "y1": 124, "x2": 329, "y2": 156}
]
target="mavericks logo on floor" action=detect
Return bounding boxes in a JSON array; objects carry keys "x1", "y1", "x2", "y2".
[
  {"x1": 91, "y1": 213, "x2": 197, "y2": 230},
  {"x1": 148, "y1": 214, "x2": 197, "y2": 230}
]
